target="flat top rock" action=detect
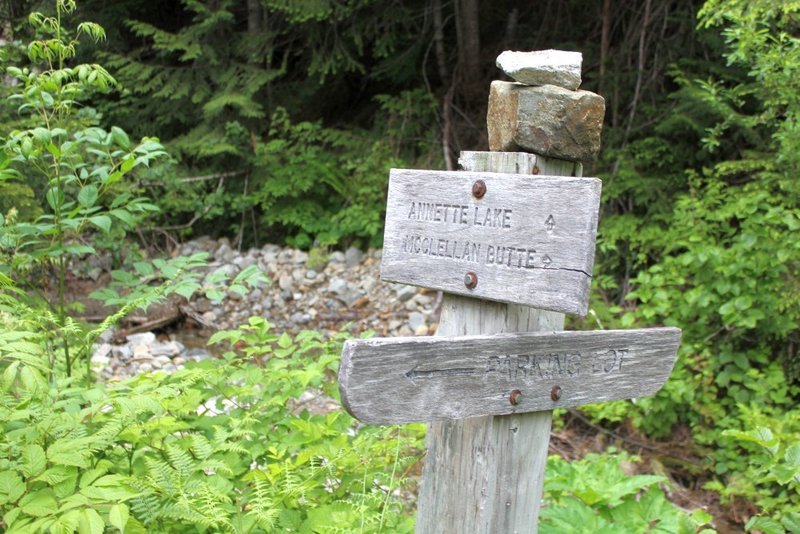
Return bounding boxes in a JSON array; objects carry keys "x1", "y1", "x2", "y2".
[{"x1": 497, "y1": 49, "x2": 582, "y2": 90}]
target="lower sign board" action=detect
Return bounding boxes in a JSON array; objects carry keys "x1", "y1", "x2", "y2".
[
  {"x1": 380, "y1": 169, "x2": 602, "y2": 316},
  {"x1": 339, "y1": 328, "x2": 681, "y2": 424}
]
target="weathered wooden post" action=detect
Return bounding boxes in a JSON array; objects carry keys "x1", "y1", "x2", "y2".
[{"x1": 338, "y1": 50, "x2": 681, "y2": 533}]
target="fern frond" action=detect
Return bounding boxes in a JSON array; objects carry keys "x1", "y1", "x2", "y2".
[{"x1": 165, "y1": 444, "x2": 195, "y2": 478}]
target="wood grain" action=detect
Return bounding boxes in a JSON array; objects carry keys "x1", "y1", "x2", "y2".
[
  {"x1": 416, "y1": 151, "x2": 574, "y2": 534},
  {"x1": 340, "y1": 327, "x2": 680, "y2": 424},
  {"x1": 380, "y1": 167, "x2": 601, "y2": 316}
]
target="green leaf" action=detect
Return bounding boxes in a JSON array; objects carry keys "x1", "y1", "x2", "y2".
[
  {"x1": 690, "y1": 508, "x2": 713, "y2": 526},
  {"x1": 745, "y1": 516, "x2": 784, "y2": 534},
  {"x1": 50, "y1": 509, "x2": 81, "y2": 534},
  {"x1": 277, "y1": 333, "x2": 293, "y2": 349},
  {"x1": 4, "y1": 507, "x2": 21, "y2": 529},
  {"x1": 80, "y1": 475, "x2": 138, "y2": 501},
  {"x1": 109, "y1": 503, "x2": 129, "y2": 532},
  {"x1": 111, "y1": 127, "x2": 131, "y2": 150},
  {"x1": 19, "y1": 488, "x2": 58, "y2": 517},
  {"x1": 88, "y1": 215, "x2": 112, "y2": 233},
  {"x1": 120, "y1": 157, "x2": 135, "y2": 174},
  {"x1": 785, "y1": 443, "x2": 800, "y2": 468},
  {"x1": 46, "y1": 186, "x2": 65, "y2": 210},
  {"x1": 47, "y1": 440, "x2": 91, "y2": 468},
  {"x1": 46, "y1": 142, "x2": 61, "y2": 158},
  {"x1": 22, "y1": 444, "x2": 47, "y2": 477},
  {"x1": 78, "y1": 508, "x2": 104, "y2": 534},
  {"x1": 2, "y1": 361, "x2": 19, "y2": 391},
  {"x1": 122, "y1": 516, "x2": 148, "y2": 534},
  {"x1": 0, "y1": 470, "x2": 25, "y2": 505},
  {"x1": 734, "y1": 295, "x2": 752, "y2": 311},
  {"x1": 782, "y1": 512, "x2": 800, "y2": 533},
  {"x1": 174, "y1": 282, "x2": 201, "y2": 299},
  {"x1": 104, "y1": 171, "x2": 124, "y2": 185},
  {"x1": 133, "y1": 262, "x2": 153, "y2": 277},
  {"x1": 785, "y1": 443, "x2": 800, "y2": 484},
  {"x1": 206, "y1": 289, "x2": 225, "y2": 301},
  {"x1": 78, "y1": 185, "x2": 98, "y2": 208},
  {"x1": 21, "y1": 136, "x2": 32, "y2": 157},
  {"x1": 109, "y1": 209, "x2": 135, "y2": 225},
  {"x1": 723, "y1": 427, "x2": 778, "y2": 454},
  {"x1": 36, "y1": 466, "x2": 77, "y2": 485}
]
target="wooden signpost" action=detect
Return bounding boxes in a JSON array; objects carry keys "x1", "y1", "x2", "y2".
[
  {"x1": 337, "y1": 51, "x2": 681, "y2": 533},
  {"x1": 340, "y1": 327, "x2": 680, "y2": 424},
  {"x1": 381, "y1": 169, "x2": 601, "y2": 315}
]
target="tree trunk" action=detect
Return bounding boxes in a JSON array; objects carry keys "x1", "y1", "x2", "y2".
[
  {"x1": 247, "y1": 0, "x2": 262, "y2": 33},
  {"x1": 433, "y1": 0, "x2": 449, "y2": 83},
  {"x1": 457, "y1": 0, "x2": 480, "y2": 87},
  {"x1": 600, "y1": 0, "x2": 611, "y2": 93}
]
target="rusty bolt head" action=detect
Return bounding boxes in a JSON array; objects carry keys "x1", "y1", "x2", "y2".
[
  {"x1": 509, "y1": 389, "x2": 522, "y2": 406},
  {"x1": 532, "y1": 165, "x2": 540, "y2": 175},
  {"x1": 550, "y1": 385, "x2": 562, "y2": 401},
  {"x1": 464, "y1": 272, "x2": 478, "y2": 289},
  {"x1": 472, "y1": 180, "x2": 486, "y2": 199}
]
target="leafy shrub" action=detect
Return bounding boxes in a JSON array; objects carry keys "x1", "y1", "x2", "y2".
[
  {"x1": 0, "y1": 316, "x2": 424, "y2": 533},
  {"x1": 541, "y1": 452, "x2": 716, "y2": 534},
  {"x1": 708, "y1": 412, "x2": 800, "y2": 533},
  {"x1": 0, "y1": 0, "x2": 173, "y2": 378},
  {"x1": 586, "y1": 0, "x2": 800, "y2": 527}
]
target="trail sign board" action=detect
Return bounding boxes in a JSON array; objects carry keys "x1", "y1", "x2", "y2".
[
  {"x1": 380, "y1": 169, "x2": 602, "y2": 316},
  {"x1": 339, "y1": 327, "x2": 680, "y2": 424}
]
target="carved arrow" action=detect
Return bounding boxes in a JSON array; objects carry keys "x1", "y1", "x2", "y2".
[
  {"x1": 541, "y1": 255, "x2": 552, "y2": 268},
  {"x1": 545, "y1": 214, "x2": 556, "y2": 231},
  {"x1": 405, "y1": 365, "x2": 479, "y2": 384}
]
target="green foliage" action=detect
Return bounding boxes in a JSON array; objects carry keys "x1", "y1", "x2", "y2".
[
  {"x1": 80, "y1": 0, "x2": 439, "y2": 247},
  {"x1": 0, "y1": 0, "x2": 172, "y2": 377},
  {"x1": 707, "y1": 411, "x2": 800, "y2": 533},
  {"x1": 250, "y1": 108, "x2": 391, "y2": 248},
  {"x1": 0, "y1": 0, "x2": 266, "y2": 377},
  {"x1": 541, "y1": 452, "x2": 716, "y2": 534},
  {"x1": 0, "y1": 315, "x2": 424, "y2": 533},
  {"x1": 586, "y1": 0, "x2": 800, "y2": 528}
]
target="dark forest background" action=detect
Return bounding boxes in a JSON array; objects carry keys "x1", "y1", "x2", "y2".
[{"x1": 1, "y1": 1, "x2": 798, "y2": 531}]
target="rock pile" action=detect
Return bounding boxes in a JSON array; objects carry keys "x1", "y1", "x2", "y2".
[
  {"x1": 178, "y1": 236, "x2": 440, "y2": 337},
  {"x1": 92, "y1": 331, "x2": 213, "y2": 380},
  {"x1": 96, "y1": 237, "x2": 440, "y2": 378}
]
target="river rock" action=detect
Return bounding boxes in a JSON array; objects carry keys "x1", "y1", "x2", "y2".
[
  {"x1": 496, "y1": 50, "x2": 582, "y2": 90},
  {"x1": 278, "y1": 274, "x2": 293, "y2": 291},
  {"x1": 408, "y1": 311, "x2": 426, "y2": 331},
  {"x1": 126, "y1": 332, "x2": 156, "y2": 345},
  {"x1": 291, "y1": 312, "x2": 312, "y2": 325},
  {"x1": 487, "y1": 80, "x2": 605, "y2": 162},
  {"x1": 227, "y1": 288, "x2": 244, "y2": 300},
  {"x1": 345, "y1": 247, "x2": 364, "y2": 268},
  {"x1": 91, "y1": 343, "x2": 111, "y2": 365},
  {"x1": 233, "y1": 255, "x2": 257, "y2": 270},
  {"x1": 395, "y1": 284, "x2": 417, "y2": 302},
  {"x1": 328, "y1": 277, "x2": 349, "y2": 296},
  {"x1": 215, "y1": 241, "x2": 236, "y2": 262}
]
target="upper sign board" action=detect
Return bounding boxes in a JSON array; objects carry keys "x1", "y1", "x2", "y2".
[
  {"x1": 339, "y1": 327, "x2": 681, "y2": 425},
  {"x1": 380, "y1": 169, "x2": 602, "y2": 316}
]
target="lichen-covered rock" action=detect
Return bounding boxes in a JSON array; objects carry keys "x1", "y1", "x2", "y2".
[
  {"x1": 496, "y1": 49, "x2": 582, "y2": 90},
  {"x1": 487, "y1": 80, "x2": 605, "y2": 162}
]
